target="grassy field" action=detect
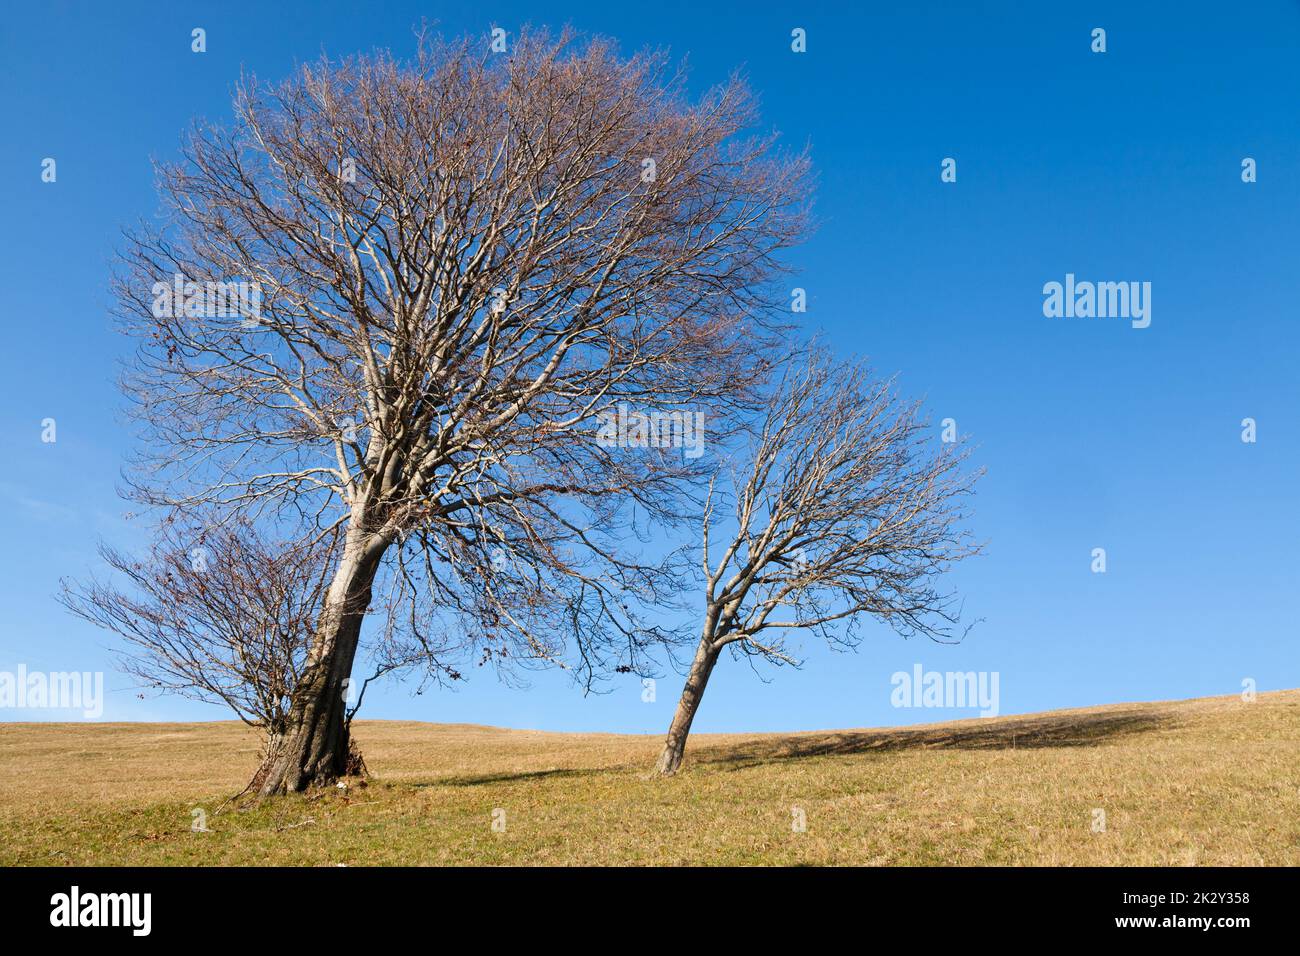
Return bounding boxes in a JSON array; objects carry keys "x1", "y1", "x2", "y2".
[{"x1": 1, "y1": 690, "x2": 1297, "y2": 866}]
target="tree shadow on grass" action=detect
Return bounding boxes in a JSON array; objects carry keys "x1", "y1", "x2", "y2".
[
  {"x1": 694, "y1": 708, "x2": 1174, "y2": 771},
  {"x1": 417, "y1": 767, "x2": 600, "y2": 788}
]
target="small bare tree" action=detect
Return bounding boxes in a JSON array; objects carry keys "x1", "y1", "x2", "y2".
[
  {"x1": 60, "y1": 516, "x2": 444, "y2": 787},
  {"x1": 91, "y1": 28, "x2": 809, "y2": 794},
  {"x1": 654, "y1": 351, "x2": 981, "y2": 775},
  {"x1": 59, "y1": 517, "x2": 337, "y2": 741}
]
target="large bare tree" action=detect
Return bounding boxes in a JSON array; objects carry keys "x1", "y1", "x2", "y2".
[
  {"x1": 100, "y1": 29, "x2": 810, "y2": 794},
  {"x1": 654, "y1": 351, "x2": 980, "y2": 775}
]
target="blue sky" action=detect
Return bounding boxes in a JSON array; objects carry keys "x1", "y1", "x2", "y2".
[{"x1": 2, "y1": 1, "x2": 1297, "y2": 732}]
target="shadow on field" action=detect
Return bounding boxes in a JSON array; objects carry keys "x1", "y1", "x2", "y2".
[
  {"x1": 696, "y1": 708, "x2": 1172, "y2": 771},
  {"x1": 421, "y1": 767, "x2": 598, "y2": 788}
]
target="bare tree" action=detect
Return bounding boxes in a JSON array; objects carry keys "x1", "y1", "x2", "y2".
[
  {"x1": 60, "y1": 517, "x2": 335, "y2": 739},
  {"x1": 654, "y1": 351, "x2": 981, "y2": 775},
  {"x1": 96, "y1": 28, "x2": 810, "y2": 794},
  {"x1": 59, "y1": 514, "x2": 460, "y2": 787}
]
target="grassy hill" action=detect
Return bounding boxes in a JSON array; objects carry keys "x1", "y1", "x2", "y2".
[{"x1": 2, "y1": 690, "x2": 1297, "y2": 866}]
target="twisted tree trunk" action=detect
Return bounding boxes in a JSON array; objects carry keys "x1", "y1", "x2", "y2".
[
  {"x1": 654, "y1": 638, "x2": 720, "y2": 776},
  {"x1": 254, "y1": 532, "x2": 384, "y2": 797}
]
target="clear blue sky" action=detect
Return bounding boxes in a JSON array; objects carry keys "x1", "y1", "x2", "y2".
[{"x1": 2, "y1": 1, "x2": 1297, "y2": 731}]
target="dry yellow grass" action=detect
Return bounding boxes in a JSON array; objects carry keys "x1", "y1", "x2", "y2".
[{"x1": 2, "y1": 690, "x2": 1297, "y2": 865}]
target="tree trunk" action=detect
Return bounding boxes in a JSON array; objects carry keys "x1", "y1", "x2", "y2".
[
  {"x1": 254, "y1": 533, "x2": 384, "y2": 797},
  {"x1": 654, "y1": 637, "x2": 720, "y2": 776}
]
